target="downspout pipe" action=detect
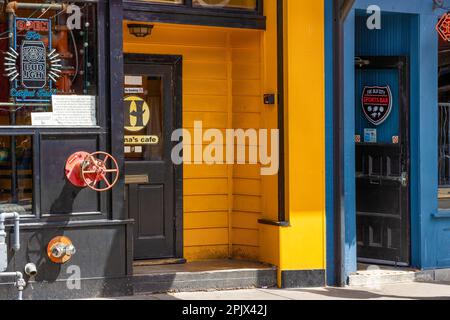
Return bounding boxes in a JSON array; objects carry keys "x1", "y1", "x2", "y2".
[
  {"x1": 0, "y1": 212, "x2": 20, "y2": 252},
  {"x1": 333, "y1": 0, "x2": 355, "y2": 287}
]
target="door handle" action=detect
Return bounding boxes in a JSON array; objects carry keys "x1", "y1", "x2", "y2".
[
  {"x1": 400, "y1": 172, "x2": 408, "y2": 187},
  {"x1": 369, "y1": 178, "x2": 381, "y2": 185}
]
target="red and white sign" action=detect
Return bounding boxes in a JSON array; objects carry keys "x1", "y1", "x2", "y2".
[
  {"x1": 361, "y1": 86, "x2": 393, "y2": 126},
  {"x1": 437, "y1": 13, "x2": 450, "y2": 42}
]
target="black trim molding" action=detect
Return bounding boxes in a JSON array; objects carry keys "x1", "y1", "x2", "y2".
[
  {"x1": 276, "y1": 0, "x2": 286, "y2": 224},
  {"x1": 281, "y1": 270, "x2": 326, "y2": 288}
]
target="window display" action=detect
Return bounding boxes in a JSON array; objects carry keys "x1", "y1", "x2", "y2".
[{"x1": 0, "y1": 0, "x2": 98, "y2": 126}]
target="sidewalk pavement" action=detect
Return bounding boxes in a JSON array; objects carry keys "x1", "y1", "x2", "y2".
[{"x1": 117, "y1": 281, "x2": 450, "y2": 300}]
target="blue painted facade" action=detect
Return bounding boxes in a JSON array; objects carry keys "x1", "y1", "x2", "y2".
[
  {"x1": 325, "y1": 0, "x2": 335, "y2": 286},
  {"x1": 326, "y1": 0, "x2": 448, "y2": 285}
]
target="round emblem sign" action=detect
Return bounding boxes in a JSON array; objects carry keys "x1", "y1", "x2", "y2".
[{"x1": 124, "y1": 96, "x2": 150, "y2": 132}]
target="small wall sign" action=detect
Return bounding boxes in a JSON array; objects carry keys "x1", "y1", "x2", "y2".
[
  {"x1": 437, "y1": 12, "x2": 450, "y2": 42},
  {"x1": 124, "y1": 87, "x2": 144, "y2": 94},
  {"x1": 361, "y1": 85, "x2": 393, "y2": 126},
  {"x1": 364, "y1": 128, "x2": 377, "y2": 143}
]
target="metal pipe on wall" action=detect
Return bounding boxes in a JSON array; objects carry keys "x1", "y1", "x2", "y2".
[
  {"x1": 0, "y1": 212, "x2": 20, "y2": 252},
  {"x1": 333, "y1": 0, "x2": 355, "y2": 287},
  {"x1": 0, "y1": 102, "x2": 51, "y2": 107},
  {"x1": 6, "y1": 1, "x2": 67, "y2": 14},
  {"x1": 6, "y1": 6, "x2": 17, "y2": 202},
  {"x1": 0, "y1": 212, "x2": 23, "y2": 300},
  {"x1": 0, "y1": 272, "x2": 25, "y2": 300}
]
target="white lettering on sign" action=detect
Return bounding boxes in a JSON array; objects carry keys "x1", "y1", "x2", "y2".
[
  {"x1": 124, "y1": 135, "x2": 160, "y2": 145},
  {"x1": 124, "y1": 87, "x2": 144, "y2": 94}
]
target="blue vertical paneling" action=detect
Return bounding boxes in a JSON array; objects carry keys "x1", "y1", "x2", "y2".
[{"x1": 355, "y1": 13, "x2": 411, "y2": 57}]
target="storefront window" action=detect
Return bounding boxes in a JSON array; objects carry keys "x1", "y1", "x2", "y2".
[
  {"x1": 192, "y1": 0, "x2": 257, "y2": 9},
  {"x1": 0, "y1": 0, "x2": 98, "y2": 127},
  {"x1": 0, "y1": 135, "x2": 33, "y2": 215},
  {"x1": 143, "y1": 0, "x2": 184, "y2": 4},
  {"x1": 138, "y1": 0, "x2": 257, "y2": 10}
]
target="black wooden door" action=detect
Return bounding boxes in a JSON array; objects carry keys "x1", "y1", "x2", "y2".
[
  {"x1": 355, "y1": 56, "x2": 410, "y2": 266},
  {"x1": 124, "y1": 57, "x2": 182, "y2": 260}
]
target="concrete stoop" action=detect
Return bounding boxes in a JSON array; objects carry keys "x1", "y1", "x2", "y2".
[
  {"x1": 133, "y1": 262, "x2": 278, "y2": 294},
  {"x1": 348, "y1": 267, "x2": 450, "y2": 287}
]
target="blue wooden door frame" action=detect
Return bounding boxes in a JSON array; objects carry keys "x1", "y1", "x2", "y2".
[{"x1": 326, "y1": 0, "x2": 445, "y2": 285}]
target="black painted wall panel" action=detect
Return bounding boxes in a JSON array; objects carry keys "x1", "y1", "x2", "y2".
[{"x1": 40, "y1": 135, "x2": 99, "y2": 215}]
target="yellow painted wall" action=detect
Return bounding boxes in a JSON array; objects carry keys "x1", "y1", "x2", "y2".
[
  {"x1": 280, "y1": 0, "x2": 326, "y2": 272},
  {"x1": 230, "y1": 30, "x2": 264, "y2": 261},
  {"x1": 123, "y1": 0, "x2": 327, "y2": 278},
  {"x1": 123, "y1": 22, "x2": 269, "y2": 261},
  {"x1": 258, "y1": 0, "x2": 326, "y2": 285},
  {"x1": 258, "y1": 0, "x2": 281, "y2": 268}
]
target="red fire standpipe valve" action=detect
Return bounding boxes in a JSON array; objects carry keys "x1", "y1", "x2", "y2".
[{"x1": 65, "y1": 151, "x2": 119, "y2": 192}]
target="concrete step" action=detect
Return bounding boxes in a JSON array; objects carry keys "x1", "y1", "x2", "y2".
[
  {"x1": 349, "y1": 265, "x2": 450, "y2": 287},
  {"x1": 349, "y1": 268, "x2": 419, "y2": 287},
  {"x1": 132, "y1": 260, "x2": 277, "y2": 294}
]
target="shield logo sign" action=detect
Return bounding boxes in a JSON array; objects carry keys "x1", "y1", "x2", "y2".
[{"x1": 361, "y1": 86, "x2": 393, "y2": 126}]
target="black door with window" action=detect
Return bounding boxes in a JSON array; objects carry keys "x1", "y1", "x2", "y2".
[
  {"x1": 355, "y1": 56, "x2": 410, "y2": 266},
  {"x1": 124, "y1": 55, "x2": 182, "y2": 261}
]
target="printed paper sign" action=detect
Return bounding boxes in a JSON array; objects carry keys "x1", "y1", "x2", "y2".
[
  {"x1": 51, "y1": 95, "x2": 97, "y2": 126},
  {"x1": 125, "y1": 76, "x2": 143, "y2": 86},
  {"x1": 364, "y1": 128, "x2": 377, "y2": 143},
  {"x1": 31, "y1": 112, "x2": 57, "y2": 126},
  {"x1": 124, "y1": 87, "x2": 144, "y2": 94}
]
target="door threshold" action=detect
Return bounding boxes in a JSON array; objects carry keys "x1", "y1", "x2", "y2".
[
  {"x1": 358, "y1": 258, "x2": 410, "y2": 268},
  {"x1": 133, "y1": 258, "x2": 187, "y2": 267}
]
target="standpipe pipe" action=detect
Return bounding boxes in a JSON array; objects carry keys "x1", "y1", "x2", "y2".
[
  {"x1": 6, "y1": 1, "x2": 67, "y2": 14},
  {"x1": 0, "y1": 212, "x2": 20, "y2": 251},
  {"x1": 0, "y1": 272, "x2": 25, "y2": 300}
]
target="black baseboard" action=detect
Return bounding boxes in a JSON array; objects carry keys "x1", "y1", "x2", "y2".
[
  {"x1": 0, "y1": 276, "x2": 133, "y2": 300},
  {"x1": 281, "y1": 270, "x2": 326, "y2": 288}
]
